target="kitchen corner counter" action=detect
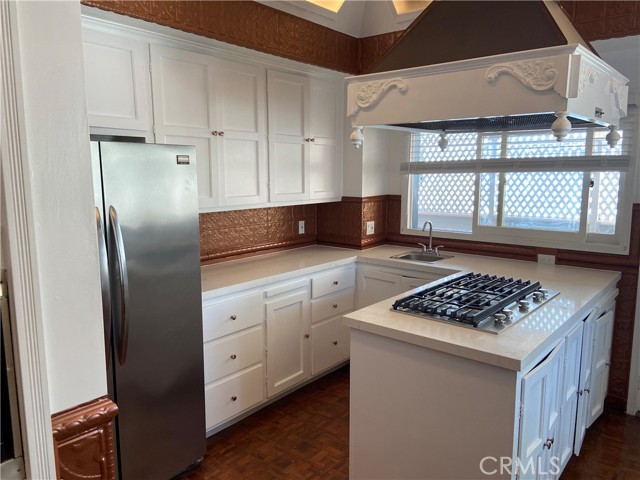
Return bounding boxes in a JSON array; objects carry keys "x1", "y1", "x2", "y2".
[{"x1": 201, "y1": 244, "x2": 620, "y2": 372}]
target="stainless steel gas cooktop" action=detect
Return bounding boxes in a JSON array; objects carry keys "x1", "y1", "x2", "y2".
[{"x1": 391, "y1": 272, "x2": 559, "y2": 334}]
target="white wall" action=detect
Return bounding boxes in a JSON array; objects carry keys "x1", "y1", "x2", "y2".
[{"x1": 9, "y1": 0, "x2": 106, "y2": 413}]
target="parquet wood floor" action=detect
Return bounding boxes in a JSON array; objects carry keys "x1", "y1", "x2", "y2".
[{"x1": 179, "y1": 365, "x2": 639, "y2": 480}]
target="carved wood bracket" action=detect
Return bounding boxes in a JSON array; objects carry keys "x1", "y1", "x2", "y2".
[
  {"x1": 349, "y1": 78, "x2": 408, "y2": 119},
  {"x1": 52, "y1": 396, "x2": 118, "y2": 480},
  {"x1": 486, "y1": 60, "x2": 558, "y2": 92}
]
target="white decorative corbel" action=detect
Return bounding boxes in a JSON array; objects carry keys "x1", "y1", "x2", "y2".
[
  {"x1": 551, "y1": 111, "x2": 571, "y2": 141},
  {"x1": 349, "y1": 78, "x2": 408, "y2": 118},
  {"x1": 350, "y1": 126, "x2": 364, "y2": 149},
  {"x1": 608, "y1": 78, "x2": 629, "y2": 117},
  {"x1": 486, "y1": 60, "x2": 558, "y2": 92},
  {"x1": 578, "y1": 62, "x2": 598, "y2": 94}
]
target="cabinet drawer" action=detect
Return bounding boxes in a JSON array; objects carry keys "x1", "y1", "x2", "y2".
[
  {"x1": 205, "y1": 364, "x2": 264, "y2": 430},
  {"x1": 311, "y1": 316, "x2": 350, "y2": 375},
  {"x1": 311, "y1": 288, "x2": 354, "y2": 323},
  {"x1": 311, "y1": 267, "x2": 355, "y2": 299},
  {"x1": 204, "y1": 327, "x2": 264, "y2": 384},
  {"x1": 203, "y1": 292, "x2": 262, "y2": 342}
]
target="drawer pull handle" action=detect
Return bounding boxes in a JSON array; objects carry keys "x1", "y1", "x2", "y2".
[
  {"x1": 230, "y1": 315, "x2": 237, "y2": 320},
  {"x1": 333, "y1": 280, "x2": 339, "y2": 285},
  {"x1": 231, "y1": 396, "x2": 237, "y2": 402},
  {"x1": 333, "y1": 304, "x2": 338, "y2": 309},
  {"x1": 230, "y1": 354, "x2": 237, "y2": 360},
  {"x1": 304, "y1": 334, "x2": 310, "y2": 339},
  {"x1": 332, "y1": 341, "x2": 338, "y2": 346}
]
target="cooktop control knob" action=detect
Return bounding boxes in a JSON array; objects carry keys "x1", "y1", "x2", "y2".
[
  {"x1": 538, "y1": 288, "x2": 549, "y2": 299},
  {"x1": 518, "y1": 300, "x2": 530, "y2": 312},
  {"x1": 502, "y1": 309, "x2": 513, "y2": 320},
  {"x1": 494, "y1": 313, "x2": 507, "y2": 325},
  {"x1": 533, "y1": 292, "x2": 544, "y2": 303}
]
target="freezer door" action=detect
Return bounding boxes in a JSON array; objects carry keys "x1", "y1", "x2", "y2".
[{"x1": 99, "y1": 142, "x2": 204, "y2": 480}]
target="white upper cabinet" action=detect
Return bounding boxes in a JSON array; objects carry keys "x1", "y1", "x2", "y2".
[
  {"x1": 151, "y1": 45, "x2": 268, "y2": 210},
  {"x1": 267, "y1": 70, "x2": 310, "y2": 203},
  {"x1": 309, "y1": 79, "x2": 341, "y2": 200},
  {"x1": 267, "y1": 70, "x2": 342, "y2": 203},
  {"x1": 81, "y1": 27, "x2": 153, "y2": 137}
]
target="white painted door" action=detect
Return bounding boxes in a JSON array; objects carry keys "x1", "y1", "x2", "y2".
[
  {"x1": 267, "y1": 70, "x2": 310, "y2": 202},
  {"x1": 355, "y1": 269, "x2": 402, "y2": 309},
  {"x1": 557, "y1": 322, "x2": 583, "y2": 473},
  {"x1": 211, "y1": 58, "x2": 268, "y2": 206},
  {"x1": 82, "y1": 27, "x2": 152, "y2": 135},
  {"x1": 265, "y1": 290, "x2": 310, "y2": 397},
  {"x1": 309, "y1": 78, "x2": 340, "y2": 200},
  {"x1": 518, "y1": 340, "x2": 565, "y2": 480},
  {"x1": 574, "y1": 312, "x2": 596, "y2": 454},
  {"x1": 587, "y1": 310, "x2": 614, "y2": 427},
  {"x1": 150, "y1": 45, "x2": 218, "y2": 208}
]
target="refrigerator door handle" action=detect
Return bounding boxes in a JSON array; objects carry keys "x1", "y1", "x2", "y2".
[
  {"x1": 109, "y1": 206, "x2": 130, "y2": 366},
  {"x1": 95, "y1": 208, "x2": 112, "y2": 365}
]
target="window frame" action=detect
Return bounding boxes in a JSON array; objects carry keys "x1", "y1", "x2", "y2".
[{"x1": 400, "y1": 116, "x2": 637, "y2": 255}]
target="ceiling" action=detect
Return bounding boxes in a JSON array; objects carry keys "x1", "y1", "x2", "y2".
[{"x1": 256, "y1": 0, "x2": 428, "y2": 37}]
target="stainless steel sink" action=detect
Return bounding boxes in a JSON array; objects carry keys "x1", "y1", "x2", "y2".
[{"x1": 391, "y1": 251, "x2": 454, "y2": 263}]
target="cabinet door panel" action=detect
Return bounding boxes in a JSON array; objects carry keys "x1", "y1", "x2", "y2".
[
  {"x1": 271, "y1": 142, "x2": 307, "y2": 199},
  {"x1": 310, "y1": 141, "x2": 337, "y2": 199},
  {"x1": 162, "y1": 134, "x2": 215, "y2": 206},
  {"x1": 82, "y1": 28, "x2": 152, "y2": 133},
  {"x1": 519, "y1": 340, "x2": 565, "y2": 480},
  {"x1": 356, "y1": 269, "x2": 402, "y2": 309},
  {"x1": 309, "y1": 79, "x2": 336, "y2": 139},
  {"x1": 213, "y1": 59, "x2": 267, "y2": 206},
  {"x1": 587, "y1": 310, "x2": 614, "y2": 427},
  {"x1": 156, "y1": 55, "x2": 211, "y2": 129},
  {"x1": 557, "y1": 322, "x2": 583, "y2": 473},
  {"x1": 268, "y1": 72, "x2": 307, "y2": 137},
  {"x1": 574, "y1": 314, "x2": 595, "y2": 455},
  {"x1": 311, "y1": 316, "x2": 349, "y2": 375},
  {"x1": 266, "y1": 290, "x2": 310, "y2": 397}
]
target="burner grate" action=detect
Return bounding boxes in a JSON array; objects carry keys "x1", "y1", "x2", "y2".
[{"x1": 392, "y1": 272, "x2": 544, "y2": 328}]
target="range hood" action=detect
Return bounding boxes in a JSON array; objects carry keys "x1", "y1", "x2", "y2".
[{"x1": 346, "y1": 1, "x2": 629, "y2": 148}]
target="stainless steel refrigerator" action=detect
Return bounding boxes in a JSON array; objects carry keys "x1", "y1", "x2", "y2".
[{"x1": 91, "y1": 141, "x2": 205, "y2": 479}]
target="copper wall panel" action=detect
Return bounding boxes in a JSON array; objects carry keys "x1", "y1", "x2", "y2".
[
  {"x1": 81, "y1": 0, "x2": 360, "y2": 73},
  {"x1": 52, "y1": 396, "x2": 118, "y2": 480},
  {"x1": 199, "y1": 205, "x2": 316, "y2": 263},
  {"x1": 316, "y1": 196, "x2": 387, "y2": 248},
  {"x1": 560, "y1": 0, "x2": 640, "y2": 41}
]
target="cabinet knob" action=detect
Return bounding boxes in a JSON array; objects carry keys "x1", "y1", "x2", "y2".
[
  {"x1": 543, "y1": 438, "x2": 554, "y2": 449},
  {"x1": 332, "y1": 304, "x2": 338, "y2": 309},
  {"x1": 584, "y1": 388, "x2": 590, "y2": 394},
  {"x1": 309, "y1": 137, "x2": 315, "y2": 142},
  {"x1": 577, "y1": 389, "x2": 583, "y2": 396},
  {"x1": 606, "y1": 362, "x2": 610, "y2": 367},
  {"x1": 304, "y1": 334, "x2": 310, "y2": 339},
  {"x1": 231, "y1": 396, "x2": 237, "y2": 402},
  {"x1": 333, "y1": 280, "x2": 339, "y2": 285},
  {"x1": 211, "y1": 130, "x2": 218, "y2": 136},
  {"x1": 230, "y1": 314, "x2": 237, "y2": 320},
  {"x1": 219, "y1": 131, "x2": 225, "y2": 137},
  {"x1": 230, "y1": 354, "x2": 237, "y2": 360},
  {"x1": 332, "y1": 341, "x2": 338, "y2": 346}
]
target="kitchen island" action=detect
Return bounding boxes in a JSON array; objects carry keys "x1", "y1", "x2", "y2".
[{"x1": 343, "y1": 248, "x2": 619, "y2": 480}]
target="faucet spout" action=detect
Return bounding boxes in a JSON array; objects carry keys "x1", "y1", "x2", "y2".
[{"x1": 421, "y1": 220, "x2": 434, "y2": 253}]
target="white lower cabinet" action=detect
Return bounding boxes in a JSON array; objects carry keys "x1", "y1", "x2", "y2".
[
  {"x1": 202, "y1": 291, "x2": 265, "y2": 430},
  {"x1": 205, "y1": 364, "x2": 265, "y2": 430},
  {"x1": 311, "y1": 316, "x2": 350, "y2": 375},
  {"x1": 265, "y1": 286, "x2": 311, "y2": 397},
  {"x1": 356, "y1": 265, "x2": 446, "y2": 308}
]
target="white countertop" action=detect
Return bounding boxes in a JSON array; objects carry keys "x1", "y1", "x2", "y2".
[{"x1": 201, "y1": 244, "x2": 620, "y2": 372}]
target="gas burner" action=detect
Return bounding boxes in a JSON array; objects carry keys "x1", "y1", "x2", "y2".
[{"x1": 391, "y1": 272, "x2": 559, "y2": 334}]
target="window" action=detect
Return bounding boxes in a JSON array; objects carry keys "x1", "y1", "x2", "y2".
[{"x1": 401, "y1": 108, "x2": 637, "y2": 254}]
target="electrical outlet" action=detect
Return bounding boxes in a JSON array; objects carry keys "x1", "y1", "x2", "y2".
[
  {"x1": 366, "y1": 221, "x2": 375, "y2": 235},
  {"x1": 298, "y1": 220, "x2": 305, "y2": 235},
  {"x1": 537, "y1": 254, "x2": 555, "y2": 265}
]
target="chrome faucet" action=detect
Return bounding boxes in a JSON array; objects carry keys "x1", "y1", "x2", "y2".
[{"x1": 421, "y1": 220, "x2": 434, "y2": 254}]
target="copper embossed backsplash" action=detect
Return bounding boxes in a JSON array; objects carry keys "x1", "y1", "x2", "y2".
[{"x1": 199, "y1": 205, "x2": 317, "y2": 263}]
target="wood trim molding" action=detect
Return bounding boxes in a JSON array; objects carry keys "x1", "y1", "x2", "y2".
[
  {"x1": 51, "y1": 396, "x2": 118, "y2": 480},
  {"x1": 1, "y1": 2, "x2": 56, "y2": 477}
]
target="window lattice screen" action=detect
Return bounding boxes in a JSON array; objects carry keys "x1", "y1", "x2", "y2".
[{"x1": 415, "y1": 173, "x2": 475, "y2": 215}]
